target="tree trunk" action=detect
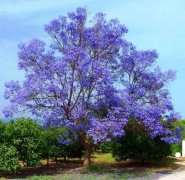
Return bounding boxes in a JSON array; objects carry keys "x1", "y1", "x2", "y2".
[
  {"x1": 78, "y1": 133, "x2": 93, "y2": 166},
  {"x1": 47, "y1": 156, "x2": 49, "y2": 167},
  {"x1": 55, "y1": 157, "x2": 58, "y2": 164},
  {"x1": 64, "y1": 156, "x2": 67, "y2": 163},
  {"x1": 83, "y1": 143, "x2": 92, "y2": 166}
]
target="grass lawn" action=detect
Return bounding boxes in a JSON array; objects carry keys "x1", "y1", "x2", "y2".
[
  {"x1": 26, "y1": 172, "x2": 146, "y2": 180},
  {"x1": 0, "y1": 153, "x2": 181, "y2": 179}
]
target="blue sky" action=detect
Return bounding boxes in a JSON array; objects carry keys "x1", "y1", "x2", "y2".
[{"x1": 0, "y1": 0, "x2": 185, "y2": 118}]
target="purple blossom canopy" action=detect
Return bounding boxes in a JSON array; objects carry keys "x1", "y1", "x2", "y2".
[{"x1": 4, "y1": 7, "x2": 181, "y2": 144}]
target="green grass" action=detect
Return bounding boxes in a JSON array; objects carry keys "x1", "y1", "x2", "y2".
[
  {"x1": 2, "y1": 153, "x2": 177, "y2": 179},
  {"x1": 91, "y1": 152, "x2": 116, "y2": 164},
  {"x1": 24, "y1": 153, "x2": 149, "y2": 180},
  {"x1": 27, "y1": 172, "x2": 147, "y2": 180}
]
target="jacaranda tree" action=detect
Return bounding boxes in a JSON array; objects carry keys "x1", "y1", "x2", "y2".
[{"x1": 3, "y1": 7, "x2": 181, "y2": 165}]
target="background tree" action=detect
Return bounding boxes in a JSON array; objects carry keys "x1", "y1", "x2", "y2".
[
  {"x1": 112, "y1": 120, "x2": 172, "y2": 162},
  {"x1": 4, "y1": 7, "x2": 181, "y2": 165},
  {"x1": 40, "y1": 127, "x2": 83, "y2": 165},
  {"x1": 4, "y1": 118, "x2": 42, "y2": 167},
  {"x1": 40, "y1": 127, "x2": 61, "y2": 166}
]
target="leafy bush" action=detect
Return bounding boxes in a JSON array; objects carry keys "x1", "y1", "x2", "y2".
[
  {"x1": 4, "y1": 118, "x2": 42, "y2": 167},
  {"x1": 171, "y1": 143, "x2": 182, "y2": 156},
  {"x1": 112, "y1": 120, "x2": 171, "y2": 162},
  {"x1": 0, "y1": 118, "x2": 83, "y2": 169},
  {"x1": 40, "y1": 127, "x2": 67, "y2": 164},
  {"x1": 99, "y1": 142, "x2": 112, "y2": 153},
  {"x1": 40, "y1": 127, "x2": 83, "y2": 164},
  {"x1": 0, "y1": 144, "x2": 20, "y2": 173},
  {"x1": 0, "y1": 120, "x2": 6, "y2": 143}
]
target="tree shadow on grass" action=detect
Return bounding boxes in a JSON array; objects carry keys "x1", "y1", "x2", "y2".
[
  {"x1": 90, "y1": 156, "x2": 185, "y2": 175},
  {"x1": 0, "y1": 156, "x2": 185, "y2": 179},
  {"x1": 0, "y1": 159, "x2": 84, "y2": 179}
]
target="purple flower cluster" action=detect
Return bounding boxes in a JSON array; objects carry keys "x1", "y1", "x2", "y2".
[
  {"x1": 3, "y1": 7, "x2": 181, "y2": 145},
  {"x1": 87, "y1": 107, "x2": 128, "y2": 144}
]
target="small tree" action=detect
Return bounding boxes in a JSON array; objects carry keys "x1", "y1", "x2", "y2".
[
  {"x1": 40, "y1": 127, "x2": 67, "y2": 165},
  {"x1": 40, "y1": 128, "x2": 57, "y2": 166},
  {"x1": 41, "y1": 127, "x2": 83, "y2": 165},
  {"x1": 4, "y1": 118, "x2": 42, "y2": 167}
]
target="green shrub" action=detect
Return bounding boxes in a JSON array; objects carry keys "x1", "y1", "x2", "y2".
[
  {"x1": 0, "y1": 120, "x2": 6, "y2": 144},
  {"x1": 99, "y1": 142, "x2": 112, "y2": 153},
  {"x1": 25, "y1": 152, "x2": 42, "y2": 167},
  {"x1": 0, "y1": 144, "x2": 20, "y2": 173},
  {"x1": 170, "y1": 142, "x2": 182, "y2": 156},
  {"x1": 4, "y1": 118, "x2": 42, "y2": 167},
  {"x1": 112, "y1": 120, "x2": 171, "y2": 162},
  {"x1": 0, "y1": 118, "x2": 83, "y2": 169},
  {"x1": 40, "y1": 127, "x2": 83, "y2": 164}
]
